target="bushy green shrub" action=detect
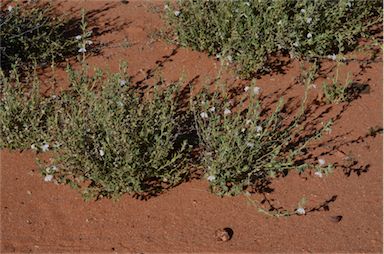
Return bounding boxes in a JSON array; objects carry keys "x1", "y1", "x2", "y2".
[
  {"x1": 165, "y1": 0, "x2": 382, "y2": 77},
  {"x1": 53, "y1": 66, "x2": 189, "y2": 199},
  {"x1": 0, "y1": 0, "x2": 80, "y2": 73},
  {"x1": 191, "y1": 83, "x2": 332, "y2": 196},
  {"x1": 0, "y1": 64, "x2": 190, "y2": 199}
]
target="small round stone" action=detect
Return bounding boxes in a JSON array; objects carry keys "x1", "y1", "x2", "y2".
[{"x1": 214, "y1": 228, "x2": 232, "y2": 242}]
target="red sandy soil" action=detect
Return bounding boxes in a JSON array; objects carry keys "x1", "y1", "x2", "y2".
[{"x1": 1, "y1": 1, "x2": 383, "y2": 253}]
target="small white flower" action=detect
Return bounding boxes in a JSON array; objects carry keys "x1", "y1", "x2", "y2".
[
  {"x1": 241, "y1": 128, "x2": 246, "y2": 133},
  {"x1": 244, "y1": 86, "x2": 250, "y2": 92},
  {"x1": 246, "y1": 119, "x2": 252, "y2": 125},
  {"x1": 328, "y1": 54, "x2": 337, "y2": 61},
  {"x1": 50, "y1": 165, "x2": 58, "y2": 172},
  {"x1": 318, "y1": 158, "x2": 326, "y2": 166},
  {"x1": 200, "y1": 112, "x2": 209, "y2": 119},
  {"x1": 209, "y1": 107, "x2": 216, "y2": 113},
  {"x1": 306, "y1": 17, "x2": 312, "y2": 24},
  {"x1": 253, "y1": 87, "x2": 262, "y2": 95},
  {"x1": 314, "y1": 171, "x2": 323, "y2": 178},
  {"x1": 293, "y1": 41, "x2": 300, "y2": 47},
  {"x1": 246, "y1": 142, "x2": 254, "y2": 148},
  {"x1": 44, "y1": 175, "x2": 53, "y2": 182},
  {"x1": 78, "y1": 47, "x2": 86, "y2": 53},
  {"x1": 296, "y1": 207, "x2": 306, "y2": 215},
  {"x1": 164, "y1": 4, "x2": 169, "y2": 10},
  {"x1": 41, "y1": 143, "x2": 49, "y2": 152},
  {"x1": 85, "y1": 40, "x2": 93, "y2": 45},
  {"x1": 174, "y1": 10, "x2": 181, "y2": 16},
  {"x1": 7, "y1": 5, "x2": 13, "y2": 12},
  {"x1": 301, "y1": 9, "x2": 306, "y2": 14},
  {"x1": 307, "y1": 33, "x2": 312, "y2": 39},
  {"x1": 207, "y1": 175, "x2": 216, "y2": 182},
  {"x1": 99, "y1": 149, "x2": 105, "y2": 156},
  {"x1": 119, "y1": 79, "x2": 127, "y2": 86},
  {"x1": 31, "y1": 144, "x2": 38, "y2": 151},
  {"x1": 256, "y1": 125, "x2": 263, "y2": 133},
  {"x1": 224, "y1": 108, "x2": 231, "y2": 115},
  {"x1": 215, "y1": 53, "x2": 221, "y2": 59},
  {"x1": 75, "y1": 35, "x2": 82, "y2": 40}
]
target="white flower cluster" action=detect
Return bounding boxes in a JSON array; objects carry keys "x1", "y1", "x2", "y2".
[
  {"x1": 244, "y1": 86, "x2": 262, "y2": 95},
  {"x1": 200, "y1": 106, "x2": 232, "y2": 119},
  {"x1": 301, "y1": 8, "x2": 313, "y2": 39},
  {"x1": 119, "y1": 79, "x2": 127, "y2": 86},
  {"x1": 207, "y1": 175, "x2": 216, "y2": 182},
  {"x1": 31, "y1": 142, "x2": 49, "y2": 152},
  {"x1": 75, "y1": 34, "x2": 93, "y2": 53},
  {"x1": 327, "y1": 54, "x2": 337, "y2": 61},
  {"x1": 44, "y1": 165, "x2": 58, "y2": 182},
  {"x1": 174, "y1": 10, "x2": 181, "y2": 17}
]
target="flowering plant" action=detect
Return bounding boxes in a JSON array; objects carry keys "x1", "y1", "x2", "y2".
[
  {"x1": 191, "y1": 81, "x2": 332, "y2": 196},
  {"x1": 165, "y1": 0, "x2": 382, "y2": 78}
]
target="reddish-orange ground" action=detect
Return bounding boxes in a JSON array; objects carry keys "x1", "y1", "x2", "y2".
[{"x1": 1, "y1": 1, "x2": 383, "y2": 253}]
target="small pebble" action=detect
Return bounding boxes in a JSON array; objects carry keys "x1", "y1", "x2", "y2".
[{"x1": 214, "y1": 228, "x2": 233, "y2": 242}]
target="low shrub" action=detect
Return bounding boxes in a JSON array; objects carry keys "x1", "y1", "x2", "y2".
[
  {"x1": 191, "y1": 82, "x2": 332, "y2": 196},
  {"x1": 53, "y1": 66, "x2": 189, "y2": 199},
  {"x1": 0, "y1": 64, "x2": 190, "y2": 199},
  {"x1": 165, "y1": 0, "x2": 382, "y2": 77},
  {"x1": 0, "y1": 0, "x2": 82, "y2": 73}
]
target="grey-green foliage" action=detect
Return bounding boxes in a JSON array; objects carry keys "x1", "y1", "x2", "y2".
[
  {"x1": 165, "y1": 0, "x2": 382, "y2": 77},
  {"x1": 0, "y1": 65, "x2": 189, "y2": 199},
  {"x1": 0, "y1": 69, "x2": 57, "y2": 149},
  {"x1": 0, "y1": 1, "x2": 79, "y2": 73},
  {"x1": 322, "y1": 64, "x2": 352, "y2": 104},
  {"x1": 0, "y1": 64, "x2": 334, "y2": 200},
  {"x1": 192, "y1": 83, "x2": 332, "y2": 196},
  {"x1": 54, "y1": 66, "x2": 189, "y2": 199}
]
